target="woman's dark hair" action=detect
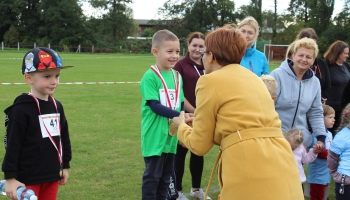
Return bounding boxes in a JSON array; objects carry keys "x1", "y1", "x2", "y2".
[
  {"x1": 187, "y1": 32, "x2": 205, "y2": 44},
  {"x1": 324, "y1": 40, "x2": 349, "y2": 64}
]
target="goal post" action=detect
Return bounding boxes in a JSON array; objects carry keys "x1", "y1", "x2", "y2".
[{"x1": 263, "y1": 44, "x2": 290, "y2": 65}]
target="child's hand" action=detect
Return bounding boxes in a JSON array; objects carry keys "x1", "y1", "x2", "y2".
[
  {"x1": 5, "y1": 178, "x2": 25, "y2": 200},
  {"x1": 313, "y1": 144, "x2": 322, "y2": 153},
  {"x1": 172, "y1": 111, "x2": 186, "y2": 127},
  {"x1": 59, "y1": 169, "x2": 69, "y2": 185}
]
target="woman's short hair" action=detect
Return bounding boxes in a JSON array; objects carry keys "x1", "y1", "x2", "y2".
[
  {"x1": 324, "y1": 40, "x2": 349, "y2": 64},
  {"x1": 238, "y1": 16, "x2": 260, "y2": 42},
  {"x1": 187, "y1": 32, "x2": 205, "y2": 45},
  {"x1": 286, "y1": 41, "x2": 296, "y2": 59},
  {"x1": 292, "y1": 38, "x2": 319, "y2": 59},
  {"x1": 296, "y1": 28, "x2": 318, "y2": 41},
  {"x1": 205, "y1": 24, "x2": 247, "y2": 66}
]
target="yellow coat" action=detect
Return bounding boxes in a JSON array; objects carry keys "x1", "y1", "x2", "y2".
[{"x1": 177, "y1": 64, "x2": 304, "y2": 200}]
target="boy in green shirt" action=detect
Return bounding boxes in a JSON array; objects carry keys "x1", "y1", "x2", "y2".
[{"x1": 140, "y1": 29, "x2": 184, "y2": 199}]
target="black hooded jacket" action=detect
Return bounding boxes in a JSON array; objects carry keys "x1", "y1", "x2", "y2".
[{"x1": 2, "y1": 93, "x2": 71, "y2": 185}]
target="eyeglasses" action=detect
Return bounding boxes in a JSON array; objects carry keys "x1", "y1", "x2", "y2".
[{"x1": 199, "y1": 50, "x2": 208, "y2": 58}]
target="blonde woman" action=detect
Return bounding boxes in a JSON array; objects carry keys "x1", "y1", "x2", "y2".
[
  {"x1": 238, "y1": 16, "x2": 269, "y2": 76},
  {"x1": 270, "y1": 38, "x2": 326, "y2": 149}
]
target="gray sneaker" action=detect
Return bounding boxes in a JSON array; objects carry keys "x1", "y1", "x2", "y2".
[
  {"x1": 177, "y1": 191, "x2": 188, "y2": 200},
  {"x1": 190, "y1": 188, "x2": 212, "y2": 200}
]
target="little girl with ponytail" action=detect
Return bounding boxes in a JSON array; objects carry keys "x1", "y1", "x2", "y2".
[{"x1": 284, "y1": 129, "x2": 320, "y2": 183}]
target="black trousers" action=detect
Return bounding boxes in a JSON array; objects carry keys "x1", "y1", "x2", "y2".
[
  {"x1": 175, "y1": 144, "x2": 204, "y2": 191},
  {"x1": 335, "y1": 183, "x2": 350, "y2": 200},
  {"x1": 142, "y1": 153, "x2": 175, "y2": 200}
]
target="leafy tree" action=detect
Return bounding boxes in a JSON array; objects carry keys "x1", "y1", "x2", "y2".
[
  {"x1": 0, "y1": 0, "x2": 26, "y2": 41},
  {"x1": 141, "y1": 28, "x2": 155, "y2": 37},
  {"x1": 3, "y1": 25, "x2": 20, "y2": 44},
  {"x1": 89, "y1": 0, "x2": 134, "y2": 46},
  {"x1": 38, "y1": 0, "x2": 87, "y2": 46},
  {"x1": 18, "y1": 0, "x2": 41, "y2": 43},
  {"x1": 307, "y1": 0, "x2": 334, "y2": 36},
  {"x1": 288, "y1": 0, "x2": 309, "y2": 22}
]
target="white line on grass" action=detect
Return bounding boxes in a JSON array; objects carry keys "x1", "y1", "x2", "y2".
[{"x1": 0, "y1": 82, "x2": 140, "y2": 85}]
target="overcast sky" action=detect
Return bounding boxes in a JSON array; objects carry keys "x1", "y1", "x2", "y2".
[{"x1": 82, "y1": 0, "x2": 345, "y2": 20}]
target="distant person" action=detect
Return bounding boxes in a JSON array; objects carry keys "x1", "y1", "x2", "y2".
[
  {"x1": 172, "y1": 24, "x2": 304, "y2": 200},
  {"x1": 139, "y1": 29, "x2": 185, "y2": 200},
  {"x1": 324, "y1": 40, "x2": 350, "y2": 132},
  {"x1": 284, "y1": 129, "x2": 319, "y2": 185},
  {"x1": 2, "y1": 47, "x2": 72, "y2": 200},
  {"x1": 307, "y1": 104, "x2": 335, "y2": 200},
  {"x1": 296, "y1": 28, "x2": 331, "y2": 104},
  {"x1": 261, "y1": 75, "x2": 278, "y2": 100},
  {"x1": 328, "y1": 104, "x2": 350, "y2": 200},
  {"x1": 270, "y1": 38, "x2": 326, "y2": 149},
  {"x1": 238, "y1": 16, "x2": 269, "y2": 76},
  {"x1": 173, "y1": 32, "x2": 210, "y2": 200}
]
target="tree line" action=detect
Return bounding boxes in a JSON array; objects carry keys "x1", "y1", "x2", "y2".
[{"x1": 1, "y1": 0, "x2": 350, "y2": 55}]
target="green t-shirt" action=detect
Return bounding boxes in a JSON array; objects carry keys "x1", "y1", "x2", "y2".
[{"x1": 140, "y1": 67, "x2": 184, "y2": 157}]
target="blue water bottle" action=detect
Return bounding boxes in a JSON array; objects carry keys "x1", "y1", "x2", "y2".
[{"x1": 0, "y1": 180, "x2": 38, "y2": 200}]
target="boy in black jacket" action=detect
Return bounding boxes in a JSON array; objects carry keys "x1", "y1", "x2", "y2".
[{"x1": 2, "y1": 47, "x2": 72, "y2": 200}]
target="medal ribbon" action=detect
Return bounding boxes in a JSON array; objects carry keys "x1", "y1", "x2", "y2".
[
  {"x1": 150, "y1": 65, "x2": 181, "y2": 123},
  {"x1": 28, "y1": 93, "x2": 63, "y2": 166}
]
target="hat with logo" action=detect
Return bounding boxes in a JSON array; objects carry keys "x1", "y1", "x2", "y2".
[{"x1": 22, "y1": 47, "x2": 73, "y2": 74}]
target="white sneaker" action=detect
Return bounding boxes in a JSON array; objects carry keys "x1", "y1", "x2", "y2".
[
  {"x1": 190, "y1": 188, "x2": 212, "y2": 200},
  {"x1": 177, "y1": 191, "x2": 189, "y2": 200}
]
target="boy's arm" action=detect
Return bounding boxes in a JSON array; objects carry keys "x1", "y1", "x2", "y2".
[
  {"x1": 2, "y1": 116, "x2": 26, "y2": 179},
  {"x1": 147, "y1": 100, "x2": 184, "y2": 118}
]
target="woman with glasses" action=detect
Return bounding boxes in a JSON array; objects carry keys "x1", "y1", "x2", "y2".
[
  {"x1": 172, "y1": 32, "x2": 210, "y2": 200},
  {"x1": 238, "y1": 16, "x2": 269, "y2": 77},
  {"x1": 171, "y1": 25, "x2": 303, "y2": 200}
]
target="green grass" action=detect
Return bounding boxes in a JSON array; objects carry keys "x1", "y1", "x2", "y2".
[{"x1": 0, "y1": 51, "x2": 335, "y2": 199}]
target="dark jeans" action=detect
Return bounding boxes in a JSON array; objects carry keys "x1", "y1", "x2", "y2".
[
  {"x1": 335, "y1": 183, "x2": 350, "y2": 200},
  {"x1": 142, "y1": 153, "x2": 175, "y2": 200},
  {"x1": 175, "y1": 144, "x2": 204, "y2": 191}
]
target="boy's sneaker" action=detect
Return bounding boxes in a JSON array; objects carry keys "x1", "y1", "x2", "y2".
[
  {"x1": 190, "y1": 188, "x2": 212, "y2": 200},
  {"x1": 177, "y1": 191, "x2": 188, "y2": 200}
]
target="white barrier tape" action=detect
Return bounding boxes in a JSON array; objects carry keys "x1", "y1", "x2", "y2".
[
  {"x1": 0, "y1": 82, "x2": 140, "y2": 85},
  {"x1": 0, "y1": 56, "x2": 152, "y2": 60}
]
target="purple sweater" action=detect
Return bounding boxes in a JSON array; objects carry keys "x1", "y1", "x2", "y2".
[{"x1": 174, "y1": 52, "x2": 205, "y2": 110}]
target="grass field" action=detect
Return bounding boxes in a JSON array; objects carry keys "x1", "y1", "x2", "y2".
[{"x1": 0, "y1": 51, "x2": 335, "y2": 199}]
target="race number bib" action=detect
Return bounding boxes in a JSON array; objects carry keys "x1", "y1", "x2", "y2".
[
  {"x1": 159, "y1": 89, "x2": 178, "y2": 110},
  {"x1": 38, "y1": 113, "x2": 61, "y2": 138}
]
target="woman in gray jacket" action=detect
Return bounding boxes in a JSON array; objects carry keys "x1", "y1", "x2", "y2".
[{"x1": 270, "y1": 38, "x2": 326, "y2": 149}]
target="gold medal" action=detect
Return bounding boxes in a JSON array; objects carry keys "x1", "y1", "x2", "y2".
[
  {"x1": 169, "y1": 122, "x2": 177, "y2": 136},
  {"x1": 59, "y1": 169, "x2": 63, "y2": 177}
]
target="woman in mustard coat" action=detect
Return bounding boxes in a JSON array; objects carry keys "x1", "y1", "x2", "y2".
[{"x1": 172, "y1": 25, "x2": 304, "y2": 200}]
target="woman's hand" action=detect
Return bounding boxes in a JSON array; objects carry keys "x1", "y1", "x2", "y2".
[{"x1": 173, "y1": 111, "x2": 194, "y2": 127}]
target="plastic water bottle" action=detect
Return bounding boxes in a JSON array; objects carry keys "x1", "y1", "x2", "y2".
[{"x1": 0, "y1": 180, "x2": 37, "y2": 200}]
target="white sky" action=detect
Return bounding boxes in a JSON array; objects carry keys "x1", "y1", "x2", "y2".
[{"x1": 82, "y1": 0, "x2": 345, "y2": 20}]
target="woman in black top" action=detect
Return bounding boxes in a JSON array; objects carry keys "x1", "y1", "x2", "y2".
[
  {"x1": 296, "y1": 28, "x2": 331, "y2": 103},
  {"x1": 324, "y1": 40, "x2": 350, "y2": 132}
]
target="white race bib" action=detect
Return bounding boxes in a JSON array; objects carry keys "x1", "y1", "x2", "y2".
[
  {"x1": 159, "y1": 89, "x2": 178, "y2": 110},
  {"x1": 38, "y1": 113, "x2": 61, "y2": 138}
]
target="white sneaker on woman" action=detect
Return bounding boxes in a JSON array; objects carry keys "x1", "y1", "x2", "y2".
[{"x1": 190, "y1": 188, "x2": 212, "y2": 200}]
